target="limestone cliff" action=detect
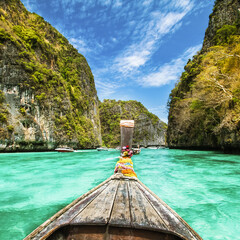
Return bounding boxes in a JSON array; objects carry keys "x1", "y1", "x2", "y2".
[
  {"x1": 203, "y1": 0, "x2": 240, "y2": 51},
  {"x1": 99, "y1": 100, "x2": 167, "y2": 148},
  {"x1": 0, "y1": 0, "x2": 102, "y2": 151},
  {"x1": 167, "y1": 0, "x2": 240, "y2": 153}
]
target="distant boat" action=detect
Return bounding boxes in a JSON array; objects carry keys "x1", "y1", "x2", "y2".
[
  {"x1": 133, "y1": 148, "x2": 141, "y2": 154},
  {"x1": 55, "y1": 147, "x2": 74, "y2": 152},
  {"x1": 133, "y1": 145, "x2": 141, "y2": 154},
  {"x1": 97, "y1": 147, "x2": 108, "y2": 151}
]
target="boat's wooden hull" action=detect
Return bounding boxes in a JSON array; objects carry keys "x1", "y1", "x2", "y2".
[
  {"x1": 24, "y1": 174, "x2": 202, "y2": 240},
  {"x1": 47, "y1": 225, "x2": 183, "y2": 240}
]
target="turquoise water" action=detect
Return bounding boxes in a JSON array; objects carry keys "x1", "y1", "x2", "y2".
[{"x1": 0, "y1": 149, "x2": 239, "y2": 240}]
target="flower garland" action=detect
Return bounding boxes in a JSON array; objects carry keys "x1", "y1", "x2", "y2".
[
  {"x1": 114, "y1": 145, "x2": 137, "y2": 178},
  {"x1": 121, "y1": 145, "x2": 133, "y2": 158}
]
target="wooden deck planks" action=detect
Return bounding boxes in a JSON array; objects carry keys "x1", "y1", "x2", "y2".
[
  {"x1": 109, "y1": 179, "x2": 132, "y2": 227},
  {"x1": 128, "y1": 180, "x2": 168, "y2": 231},
  {"x1": 71, "y1": 179, "x2": 119, "y2": 225}
]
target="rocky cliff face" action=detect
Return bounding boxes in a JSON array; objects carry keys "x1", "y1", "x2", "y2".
[
  {"x1": 167, "y1": 0, "x2": 240, "y2": 153},
  {"x1": 203, "y1": 0, "x2": 240, "y2": 51},
  {"x1": 99, "y1": 100, "x2": 167, "y2": 148},
  {"x1": 0, "y1": 0, "x2": 102, "y2": 151}
]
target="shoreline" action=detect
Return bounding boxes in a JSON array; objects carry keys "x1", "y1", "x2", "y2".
[
  {"x1": 168, "y1": 145, "x2": 240, "y2": 155},
  {"x1": 0, "y1": 146, "x2": 239, "y2": 155}
]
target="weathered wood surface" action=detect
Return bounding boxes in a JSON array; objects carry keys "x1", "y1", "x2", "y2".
[
  {"x1": 108, "y1": 179, "x2": 131, "y2": 227},
  {"x1": 128, "y1": 180, "x2": 167, "y2": 230},
  {"x1": 24, "y1": 174, "x2": 202, "y2": 240},
  {"x1": 121, "y1": 127, "x2": 134, "y2": 148},
  {"x1": 71, "y1": 179, "x2": 119, "y2": 225}
]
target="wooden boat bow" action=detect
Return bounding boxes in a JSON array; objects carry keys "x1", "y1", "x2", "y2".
[{"x1": 24, "y1": 174, "x2": 202, "y2": 240}]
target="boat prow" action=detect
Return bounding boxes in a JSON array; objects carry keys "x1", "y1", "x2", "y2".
[
  {"x1": 133, "y1": 148, "x2": 141, "y2": 155},
  {"x1": 24, "y1": 174, "x2": 202, "y2": 240}
]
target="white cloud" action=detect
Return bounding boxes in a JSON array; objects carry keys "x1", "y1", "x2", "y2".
[
  {"x1": 139, "y1": 44, "x2": 202, "y2": 87},
  {"x1": 113, "y1": 5, "x2": 194, "y2": 75},
  {"x1": 69, "y1": 38, "x2": 86, "y2": 46},
  {"x1": 112, "y1": 0, "x2": 122, "y2": 8},
  {"x1": 22, "y1": 0, "x2": 40, "y2": 13},
  {"x1": 91, "y1": 1, "x2": 202, "y2": 100},
  {"x1": 155, "y1": 12, "x2": 186, "y2": 35},
  {"x1": 95, "y1": 79, "x2": 122, "y2": 99},
  {"x1": 142, "y1": 0, "x2": 153, "y2": 6},
  {"x1": 111, "y1": 37, "x2": 117, "y2": 42},
  {"x1": 98, "y1": 0, "x2": 112, "y2": 7},
  {"x1": 115, "y1": 49, "x2": 151, "y2": 74},
  {"x1": 45, "y1": 0, "x2": 207, "y2": 99},
  {"x1": 69, "y1": 37, "x2": 91, "y2": 55},
  {"x1": 173, "y1": 0, "x2": 192, "y2": 9}
]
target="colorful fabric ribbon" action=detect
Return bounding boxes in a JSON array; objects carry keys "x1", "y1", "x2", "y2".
[{"x1": 114, "y1": 157, "x2": 137, "y2": 178}]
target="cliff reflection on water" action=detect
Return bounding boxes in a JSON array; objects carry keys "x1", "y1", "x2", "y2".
[{"x1": 0, "y1": 149, "x2": 239, "y2": 240}]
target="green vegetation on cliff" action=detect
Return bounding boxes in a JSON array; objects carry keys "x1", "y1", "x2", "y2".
[
  {"x1": 167, "y1": 0, "x2": 240, "y2": 152},
  {"x1": 100, "y1": 99, "x2": 167, "y2": 148},
  {"x1": 0, "y1": 0, "x2": 101, "y2": 149}
]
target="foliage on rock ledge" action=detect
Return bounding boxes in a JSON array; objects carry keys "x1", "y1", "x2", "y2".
[
  {"x1": 0, "y1": 0, "x2": 101, "y2": 149},
  {"x1": 99, "y1": 99, "x2": 167, "y2": 148},
  {"x1": 167, "y1": 17, "x2": 240, "y2": 152}
]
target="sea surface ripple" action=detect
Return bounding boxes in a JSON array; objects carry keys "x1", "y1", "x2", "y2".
[{"x1": 0, "y1": 149, "x2": 239, "y2": 240}]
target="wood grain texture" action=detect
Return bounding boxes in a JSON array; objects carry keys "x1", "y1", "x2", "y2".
[
  {"x1": 71, "y1": 179, "x2": 119, "y2": 225},
  {"x1": 128, "y1": 180, "x2": 167, "y2": 231},
  {"x1": 109, "y1": 179, "x2": 131, "y2": 227}
]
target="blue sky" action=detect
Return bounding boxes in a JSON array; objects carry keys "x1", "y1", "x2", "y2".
[{"x1": 21, "y1": 0, "x2": 215, "y2": 123}]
